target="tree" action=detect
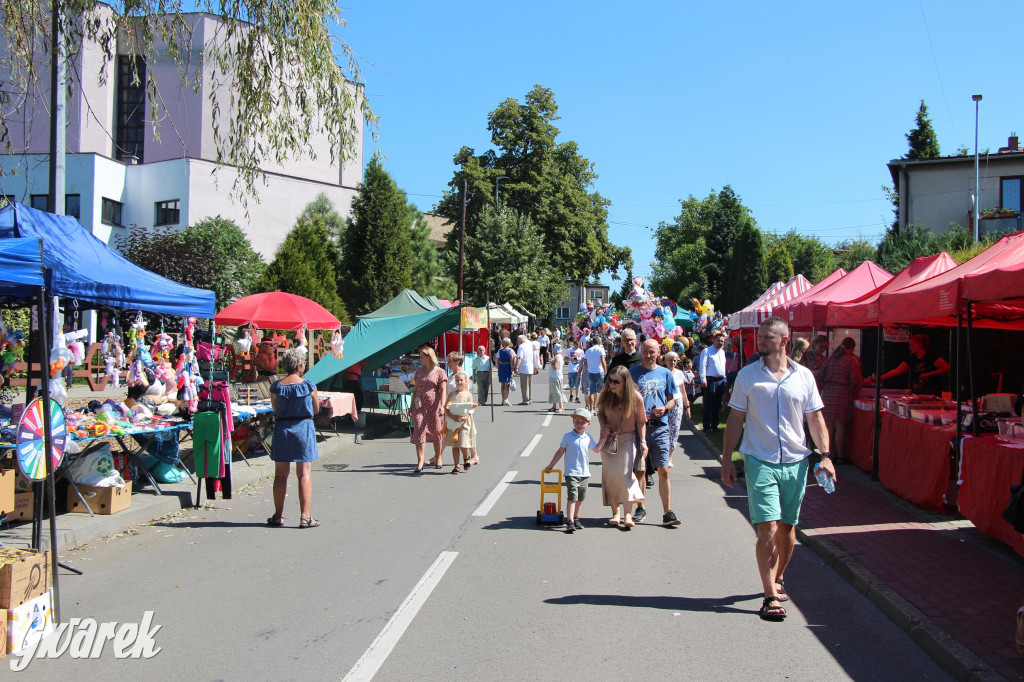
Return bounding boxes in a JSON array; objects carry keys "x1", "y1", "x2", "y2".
[
  {"x1": 906, "y1": 100, "x2": 941, "y2": 160},
  {"x1": 765, "y1": 242, "x2": 795, "y2": 283},
  {"x1": 409, "y1": 206, "x2": 456, "y2": 300},
  {"x1": 721, "y1": 221, "x2": 767, "y2": 312},
  {"x1": 340, "y1": 156, "x2": 413, "y2": 316},
  {"x1": 260, "y1": 216, "x2": 349, "y2": 324},
  {"x1": 114, "y1": 216, "x2": 265, "y2": 307},
  {"x1": 0, "y1": 0, "x2": 373, "y2": 200},
  {"x1": 650, "y1": 186, "x2": 756, "y2": 304},
  {"x1": 835, "y1": 237, "x2": 877, "y2": 272},
  {"x1": 771, "y1": 230, "x2": 837, "y2": 283},
  {"x1": 435, "y1": 86, "x2": 630, "y2": 283},
  {"x1": 460, "y1": 205, "x2": 567, "y2": 317},
  {"x1": 874, "y1": 224, "x2": 939, "y2": 274}
]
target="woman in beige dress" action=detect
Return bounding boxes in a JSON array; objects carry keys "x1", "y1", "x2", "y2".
[{"x1": 596, "y1": 365, "x2": 647, "y2": 528}]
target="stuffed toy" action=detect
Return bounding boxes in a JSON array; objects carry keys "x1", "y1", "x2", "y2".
[
  {"x1": 331, "y1": 330, "x2": 345, "y2": 359},
  {"x1": 150, "y1": 332, "x2": 174, "y2": 364},
  {"x1": 105, "y1": 356, "x2": 120, "y2": 388},
  {"x1": 296, "y1": 325, "x2": 309, "y2": 356},
  {"x1": 65, "y1": 329, "x2": 89, "y2": 366}
]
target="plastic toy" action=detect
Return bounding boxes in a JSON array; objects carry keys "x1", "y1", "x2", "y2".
[{"x1": 537, "y1": 468, "x2": 565, "y2": 524}]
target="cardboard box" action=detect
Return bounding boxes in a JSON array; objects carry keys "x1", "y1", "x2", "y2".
[
  {"x1": 7, "y1": 590, "x2": 53, "y2": 655},
  {"x1": 0, "y1": 469, "x2": 14, "y2": 518},
  {"x1": 0, "y1": 550, "x2": 49, "y2": 609},
  {"x1": 66, "y1": 481, "x2": 132, "y2": 515},
  {"x1": 10, "y1": 492, "x2": 33, "y2": 522}
]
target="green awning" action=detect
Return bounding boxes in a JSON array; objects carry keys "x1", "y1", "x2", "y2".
[
  {"x1": 305, "y1": 306, "x2": 463, "y2": 386},
  {"x1": 357, "y1": 289, "x2": 440, "y2": 318}
]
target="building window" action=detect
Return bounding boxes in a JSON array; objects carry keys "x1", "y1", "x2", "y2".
[
  {"x1": 588, "y1": 289, "x2": 604, "y2": 300},
  {"x1": 1000, "y1": 176, "x2": 1022, "y2": 213},
  {"x1": 555, "y1": 307, "x2": 570, "y2": 319},
  {"x1": 30, "y1": 194, "x2": 49, "y2": 211},
  {"x1": 115, "y1": 56, "x2": 146, "y2": 164},
  {"x1": 65, "y1": 194, "x2": 81, "y2": 221},
  {"x1": 101, "y1": 198, "x2": 123, "y2": 226},
  {"x1": 155, "y1": 199, "x2": 180, "y2": 226}
]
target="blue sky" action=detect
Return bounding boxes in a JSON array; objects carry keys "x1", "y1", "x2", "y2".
[{"x1": 340, "y1": 1, "x2": 1024, "y2": 286}]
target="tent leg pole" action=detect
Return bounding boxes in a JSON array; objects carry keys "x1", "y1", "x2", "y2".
[
  {"x1": 36, "y1": 287, "x2": 62, "y2": 625},
  {"x1": 955, "y1": 313, "x2": 963, "y2": 472},
  {"x1": 966, "y1": 302, "x2": 978, "y2": 437},
  {"x1": 871, "y1": 323, "x2": 882, "y2": 482}
]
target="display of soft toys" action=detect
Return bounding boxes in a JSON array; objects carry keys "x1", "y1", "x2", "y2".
[
  {"x1": 330, "y1": 330, "x2": 345, "y2": 359},
  {"x1": 236, "y1": 327, "x2": 255, "y2": 358},
  {"x1": 65, "y1": 329, "x2": 89, "y2": 366},
  {"x1": 150, "y1": 331, "x2": 174, "y2": 364},
  {"x1": 295, "y1": 325, "x2": 309, "y2": 356},
  {"x1": 0, "y1": 323, "x2": 25, "y2": 378}
]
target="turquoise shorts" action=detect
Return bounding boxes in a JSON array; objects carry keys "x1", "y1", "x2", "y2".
[{"x1": 743, "y1": 455, "x2": 809, "y2": 526}]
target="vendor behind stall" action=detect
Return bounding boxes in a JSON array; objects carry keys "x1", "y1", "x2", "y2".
[{"x1": 866, "y1": 334, "x2": 950, "y2": 395}]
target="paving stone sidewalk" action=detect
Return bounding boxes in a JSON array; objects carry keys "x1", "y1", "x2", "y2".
[{"x1": 797, "y1": 465, "x2": 1024, "y2": 681}]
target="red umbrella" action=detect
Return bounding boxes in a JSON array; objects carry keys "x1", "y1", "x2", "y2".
[{"x1": 214, "y1": 291, "x2": 340, "y2": 331}]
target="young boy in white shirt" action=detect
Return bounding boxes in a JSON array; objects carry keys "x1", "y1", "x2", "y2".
[{"x1": 545, "y1": 407, "x2": 599, "y2": 533}]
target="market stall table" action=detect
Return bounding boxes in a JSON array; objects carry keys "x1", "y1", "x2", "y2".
[
  {"x1": 848, "y1": 403, "x2": 876, "y2": 472},
  {"x1": 365, "y1": 390, "x2": 412, "y2": 434},
  {"x1": 72, "y1": 420, "x2": 195, "y2": 498},
  {"x1": 958, "y1": 436, "x2": 1024, "y2": 558},
  {"x1": 316, "y1": 391, "x2": 358, "y2": 435},
  {"x1": 877, "y1": 411, "x2": 955, "y2": 513},
  {"x1": 231, "y1": 399, "x2": 275, "y2": 460}
]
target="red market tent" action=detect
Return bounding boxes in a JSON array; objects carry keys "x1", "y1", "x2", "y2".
[
  {"x1": 961, "y1": 240, "x2": 1024, "y2": 320},
  {"x1": 778, "y1": 262, "x2": 892, "y2": 330},
  {"x1": 728, "y1": 275, "x2": 812, "y2": 329},
  {"x1": 825, "y1": 253, "x2": 958, "y2": 328},
  {"x1": 771, "y1": 267, "x2": 846, "y2": 329},
  {"x1": 214, "y1": 291, "x2": 341, "y2": 331},
  {"x1": 878, "y1": 231, "x2": 1024, "y2": 327}
]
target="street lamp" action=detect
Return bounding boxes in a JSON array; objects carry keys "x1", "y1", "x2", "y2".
[
  {"x1": 493, "y1": 174, "x2": 505, "y2": 205},
  {"x1": 973, "y1": 94, "x2": 983, "y2": 243}
]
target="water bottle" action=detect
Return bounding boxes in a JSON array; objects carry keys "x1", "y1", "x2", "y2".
[{"x1": 814, "y1": 463, "x2": 836, "y2": 494}]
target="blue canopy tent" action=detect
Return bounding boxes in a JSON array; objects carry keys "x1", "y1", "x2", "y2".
[
  {"x1": 0, "y1": 203, "x2": 215, "y2": 317},
  {"x1": 0, "y1": 237, "x2": 45, "y2": 291},
  {"x1": 305, "y1": 306, "x2": 463, "y2": 387}
]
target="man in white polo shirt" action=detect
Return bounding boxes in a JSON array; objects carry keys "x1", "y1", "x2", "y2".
[
  {"x1": 720, "y1": 316, "x2": 835, "y2": 623},
  {"x1": 583, "y1": 334, "x2": 607, "y2": 411}
]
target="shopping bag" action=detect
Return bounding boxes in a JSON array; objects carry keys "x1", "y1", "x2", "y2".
[{"x1": 510, "y1": 377, "x2": 517, "y2": 392}]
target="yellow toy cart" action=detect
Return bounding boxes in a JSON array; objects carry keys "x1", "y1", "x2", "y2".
[{"x1": 537, "y1": 468, "x2": 565, "y2": 525}]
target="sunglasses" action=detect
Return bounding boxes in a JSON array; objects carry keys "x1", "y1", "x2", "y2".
[{"x1": 606, "y1": 378, "x2": 623, "y2": 385}]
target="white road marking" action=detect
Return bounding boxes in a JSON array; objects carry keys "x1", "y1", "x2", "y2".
[
  {"x1": 472, "y1": 471, "x2": 518, "y2": 517},
  {"x1": 519, "y1": 433, "x2": 543, "y2": 458},
  {"x1": 542, "y1": 414, "x2": 553, "y2": 427},
  {"x1": 342, "y1": 551, "x2": 459, "y2": 682}
]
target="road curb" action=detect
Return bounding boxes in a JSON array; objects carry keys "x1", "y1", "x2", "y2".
[{"x1": 687, "y1": 427, "x2": 1003, "y2": 682}]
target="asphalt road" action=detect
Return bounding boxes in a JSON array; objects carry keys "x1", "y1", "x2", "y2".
[{"x1": 22, "y1": 379, "x2": 952, "y2": 680}]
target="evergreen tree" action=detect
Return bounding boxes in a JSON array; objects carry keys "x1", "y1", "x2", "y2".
[
  {"x1": 722, "y1": 222, "x2": 767, "y2": 312},
  {"x1": 409, "y1": 206, "x2": 456, "y2": 299},
  {"x1": 461, "y1": 205, "x2": 567, "y2": 316},
  {"x1": 341, "y1": 156, "x2": 414, "y2": 315},
  {"x1": 260, "y1": 216, "x2": 349, "y2": 324},
  {"x1": 765, "y1": 242, "x2": 795, "y2": 283},
  {"x1": 906, "y1": 100, "x2": 941, "y2": 160}
]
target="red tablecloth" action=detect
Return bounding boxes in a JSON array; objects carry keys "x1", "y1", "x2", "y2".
[
  {"x1": 848, "y1": 405, "x2": 876, "y2": 472},
  {"x1": 878, "y1": 411, "x2": 954, "y2": 513},
  {"x1": 318, "y1": 392, "x2": 358, "y2": 421},
  {"x1": 959, "y1": 436, "x2": 1024, "y2": 558}
]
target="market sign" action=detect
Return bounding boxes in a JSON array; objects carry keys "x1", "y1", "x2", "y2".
[
  {"x1": 883, "y1": 327, "x2": 912, "y2": 343},
  {"x1": 461, "y1": 307, "x2": 488, "y2": 329}
]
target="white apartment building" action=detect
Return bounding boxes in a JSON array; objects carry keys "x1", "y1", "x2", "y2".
[{"x1": 0, "y1": 8, "x2": 363, "y2": 258}]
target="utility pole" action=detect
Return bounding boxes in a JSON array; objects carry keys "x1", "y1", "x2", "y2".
[
  {"x1": 48, "y1": 0, "x2": 65, "y2": 216},
  {"x1": 972, "y1": 94, "x2": 983, "y2": 243},
  {"x1": 458, "y1": 179, "x2": 467, "y2": 301}
]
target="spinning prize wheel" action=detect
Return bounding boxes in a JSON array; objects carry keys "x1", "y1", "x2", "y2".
[{"x1": 15, "y1": 397, "x2": 68, "y2": 480}]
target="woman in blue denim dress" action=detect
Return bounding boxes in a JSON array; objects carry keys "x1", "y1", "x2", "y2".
[{"x1": 267, "y1": 348, "x2": 321, "y2": 528}]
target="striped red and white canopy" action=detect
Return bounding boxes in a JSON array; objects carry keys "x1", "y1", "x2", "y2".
[{"x1": 728, "y1": 275, "x2": 812, "y2": 329}]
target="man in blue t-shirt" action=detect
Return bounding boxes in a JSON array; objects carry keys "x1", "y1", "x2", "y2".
[{"x1": 629, "y1": 339, "x2": 680, "y2": 526}]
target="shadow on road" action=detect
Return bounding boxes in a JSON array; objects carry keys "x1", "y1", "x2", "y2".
[
  {"x1": 544, "y1": 592, "x2": 763, "y2": 615},
  {"x1": 151, "y1": 520, "x2": 271, "y2": 529}
]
